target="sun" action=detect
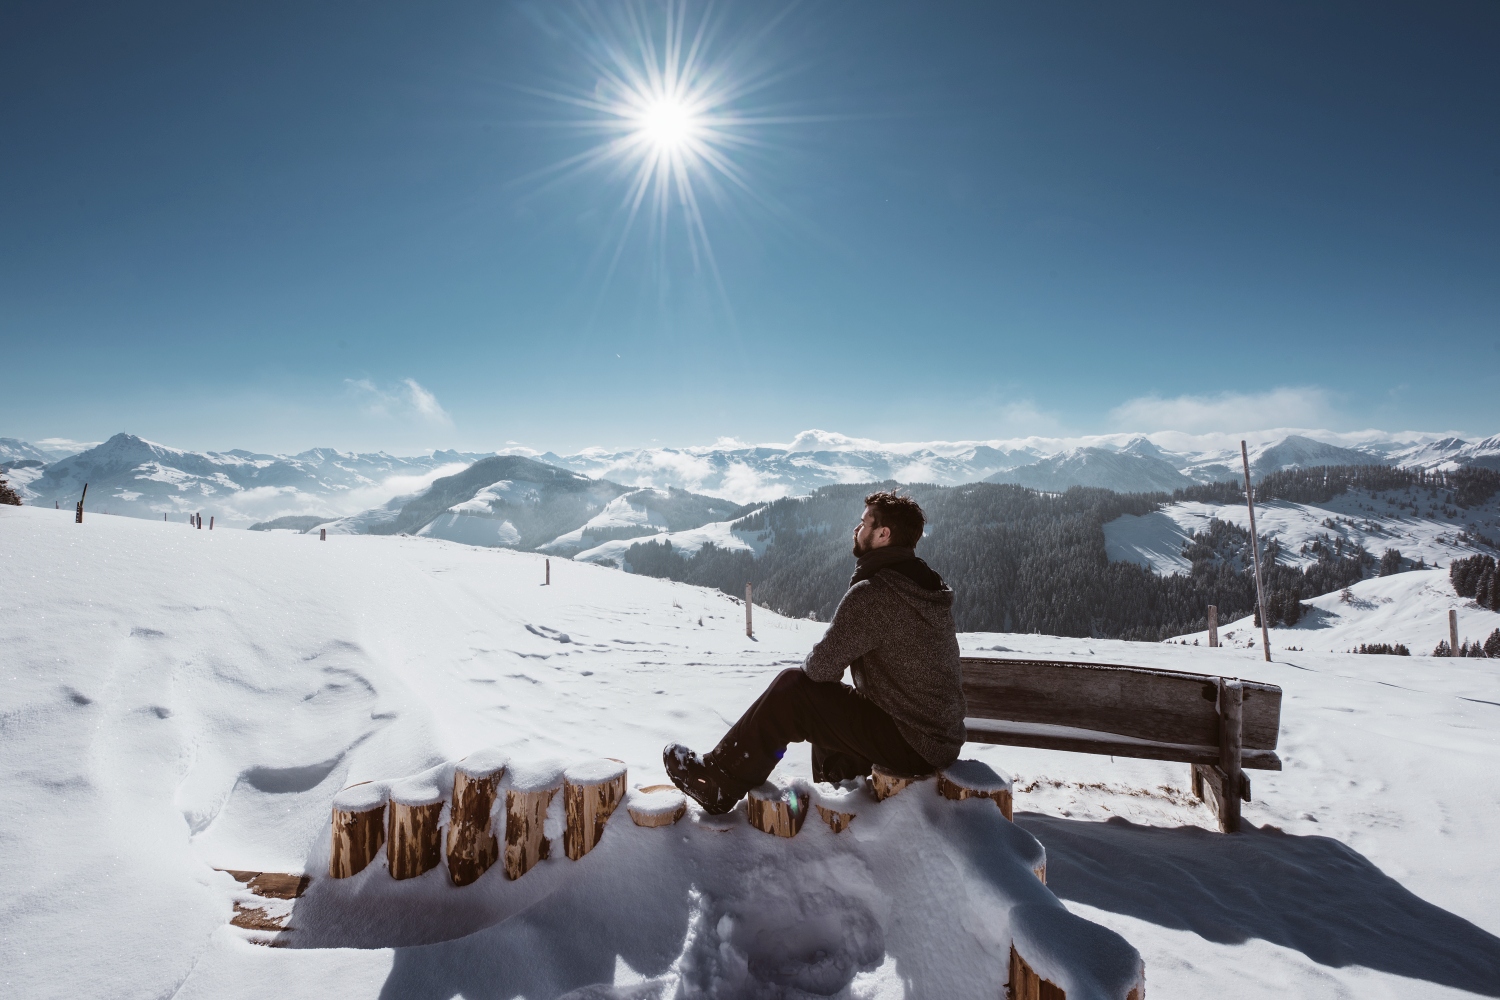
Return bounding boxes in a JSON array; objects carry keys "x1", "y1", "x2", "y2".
[{"x1": 637, "y1": 98, "x2": 698, "y2": 152}]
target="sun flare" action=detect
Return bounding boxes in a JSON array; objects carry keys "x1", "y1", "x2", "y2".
[{"x1": 637, "y1": 98, "x2": 698, "y2": 151}]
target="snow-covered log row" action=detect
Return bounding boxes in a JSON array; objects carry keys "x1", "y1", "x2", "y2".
[{"x1": 328, "y1": 752, "x2": 644, "y2": 884}]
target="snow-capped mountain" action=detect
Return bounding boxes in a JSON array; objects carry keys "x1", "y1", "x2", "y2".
[
  {"x1": 986, "y1": 446, "x2": 1197, "y2": 493},
  {"x1": 0, "y1": 438, "x2": 56, "y2": 465},
  {"x1": 22, "y1": 433, "x2": 492, "y2": 526},
  {"x1": 321, "y1": 454, "x2": 753, "y2": 553}
]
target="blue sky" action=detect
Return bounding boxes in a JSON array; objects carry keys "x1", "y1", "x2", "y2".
[{"x1": 2, "y1": 1, "x2": 1497, "y2": 454}]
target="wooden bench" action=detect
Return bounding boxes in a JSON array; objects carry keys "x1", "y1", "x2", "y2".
[{"x1": 961, "y1": 656, "x2": 1283, "y2": 832}]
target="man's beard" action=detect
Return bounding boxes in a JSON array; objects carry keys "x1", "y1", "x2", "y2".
[{"x1": 852, "y1": 536, "x2": 870, "y2": 558}]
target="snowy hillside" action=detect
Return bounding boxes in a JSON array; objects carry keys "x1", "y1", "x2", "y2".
[
  {"x1": 19, "y1": 433, "x2": 490, "y2": 527},
  {"x1": 4, "y1": 503, "x2": 1499, "y2": 999},
  {"x1": 1169, "y1": 568, "x2": 1500, "y2": 655},
  {"x1": 1104, "y1": 482, "x2": 1500, "y2": 576},
  {"x1": 987, "y1": 446, "x2": 1196, "y2": 492}
]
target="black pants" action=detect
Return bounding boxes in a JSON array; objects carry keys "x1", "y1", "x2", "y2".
[{"x1": 707, "y1": 668, "x2": 933, "y2": 790}]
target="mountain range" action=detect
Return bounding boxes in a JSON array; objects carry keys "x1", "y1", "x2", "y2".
[{"x1": 4, "y1": 428, "x2": 1499, "y2": 532}]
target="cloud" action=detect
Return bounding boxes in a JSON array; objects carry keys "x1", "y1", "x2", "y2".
[
  {"x1": 346, "y1": 378, "x2": 453, "y2": 425},
  {"x1": 1109, "y1": 387, "x2": 1337, "y2": 434}
]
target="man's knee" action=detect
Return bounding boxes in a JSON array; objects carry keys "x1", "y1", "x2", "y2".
[{"x1": 768, "y1": 667, "x2": 812, "y2": 697}]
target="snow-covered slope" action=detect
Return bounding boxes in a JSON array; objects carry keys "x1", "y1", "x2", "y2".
[
  {"x1": 5, "y1": 503, "x2": 1500, "y2": 999},
  {"x1": 539, "y1": 488, "x2": 753, "y2": 557},
  {"x1": 1169, "y1": 568, "x2": 1500, "y2": 654},
  {"x1": 23, "y1": 433, "x2": 489, "y2": 527},
  {"x1": 1104, "y1": 484, "x2": 1500, "y2": 576},
  {"x1": 987, "y1": 447, "x2": 1196, "y2": 493},
  {"x1": 572, "y1": 509, "x2": 773, "y2": 566},
  {"x1": 0, "y1": 436, "x2": 59, "y2": 464}
]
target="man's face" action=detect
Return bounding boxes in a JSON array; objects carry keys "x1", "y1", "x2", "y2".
[{"x1": 852, "y1": 505, "x2": 892, "y2": 556}]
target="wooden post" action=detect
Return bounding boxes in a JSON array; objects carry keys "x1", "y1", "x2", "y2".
[
  {"x1": 626, "y1": 785, "x2": 687, "y2": 827},
  {"x1": 1240, "y1": 441, "x2": 1272, "y2": 662},
  {"x1": 1207, "y1": 605, "x2": 1219, "y2": 647},
  {"x1": 1449, "y1": 609, "x2": 1459, "y2": 656},
  {"x1": 320, "y1": 528, "x2": 327, "y2": 541},
  {"x1": 329, "y1": 782, "x2": 388, "y2": 878},
  {"x1": 1220, "y1": 678, "x2": 1243, "y2": 833},
  {"x1": 936, "y1": 759, "x2": 1014, "y2": 821},
  {"x1": 563, "y1": 759, "x2": 627, "y2": 860},
  {"x1": 504, "y1": 767, "x2": 563, "y2": 880},
  {"x1": 1009, "y1": 944, "x2": 1068, "y2": 1000},
  {"x1": 745, "y1": 781, "x2": 809, "y2": 837},
  {"x1": 447, "y1": 753, "x2": 506, "y2": 887},
  {"x1": 387, "y1": 782, "x2": 443, "y2": 881},
  {"x1": 164, "y1": 514, "x2": 168, "y2": 521},
  {"x1": 76, "y1": 483, "x2": 87, "y2": 523},
  {"x1": 545, "y1": 558, "x2": 550, "y2": 586},
  {"x1": 209, "y1": 516, "x2": 214, "y2": 531},
  {"x1": 745, "y1": 583, "x2": 753, "y2": 638}
]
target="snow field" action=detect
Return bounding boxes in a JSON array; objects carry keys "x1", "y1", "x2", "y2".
[{"x1": 3, "y1": 503, "x2": 1498, "y2": 998}]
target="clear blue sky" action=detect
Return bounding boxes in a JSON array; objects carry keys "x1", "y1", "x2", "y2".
[{"x1": 3, "y1": 1, "x2": 1497, "y2": 454}]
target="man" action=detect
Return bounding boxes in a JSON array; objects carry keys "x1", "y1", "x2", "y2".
[{"x1": 664, "y1": 491, "x2": 967, "y2": 814}]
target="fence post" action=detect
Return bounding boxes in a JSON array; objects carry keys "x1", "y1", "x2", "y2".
[
  {"x1": 320, "y1": 528, "x2": 327, "y2": 541},
  {"x1": 1207, "y1": 605, "x2": 1219, "y2": 647},
  {"x1": 545, "y1": 558, "x2": 550, "y2": 586},
  {"x1": 1449, "y1": 609, "x2": 1459, "y2": 656},
  {"x1": 745, "y1": 583, "x2": 753, "y2": 638},
  {"x1": 75, "y1": 483, "x2": 87, "y2": 523},
  {"x1": 1240, "y1": 441, "x2": 1271, "y2": 662},
  {"x1": 209, "y1": 516, "x2": 214, "y2": 531}
]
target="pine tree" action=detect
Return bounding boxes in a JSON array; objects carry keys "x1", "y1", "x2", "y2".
[
  {"x1": 1433, "y1": 639, "x2": 1452, "y2": 657},
  {"x1": 1485, "y1": 629, "x2": 1500, "y2": 658},
  {"x1": 0, "y1": 475, "x2": 20, "y2": 506}
]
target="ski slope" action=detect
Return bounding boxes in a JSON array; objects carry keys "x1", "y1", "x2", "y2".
[{"x1": 3, "y1": 504, "x2": 1499, "y2": 999}]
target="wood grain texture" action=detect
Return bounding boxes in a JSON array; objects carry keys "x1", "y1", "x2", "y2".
[
  {"x1": 962, "y1": 657, "x2": 1281, "y2": 751},
  {"x1": 814, "y1": 803, "x2": 855, "y2": 833},
  {"x1": 745, "y1": 785, "x2": 808, "y2": 838},
  {"x1": 446, "y1": 767, "x2": 502, "y2": 887},
  {"x1": 563, "y1": 767, "x2": 627, "y2": 860},
  {"x1": 1009, "y1": 944, "x2": 1066, "y2": 999},
  {"x1": 1218, "y1": 679, "x2": 1244, "y2": 834},
  {"x1": 388, "y1": 800, "x2": 443, "y2": 880},
  {"x1": 965, "y1": 723, "x2": 1282, "y2": 770},
  {"x1": 936, "y1": 769, "x2": 1013, "y2": 821},
  {"x1": 503, "y1": 786, "x2": 558, "y2": 880},
  {"x1": 221, "y1": 870, "x2": 310, "y2": 899},
  {"x1": 870, "y1": 765, "x2": 929, "y2": 801},
  {"x1": 329, "y1": 803, "x2": 385, "y2": 878}
]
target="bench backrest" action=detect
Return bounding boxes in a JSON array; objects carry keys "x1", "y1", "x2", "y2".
[{"x1": 961, "y1": 657, "x2": 1281, "y2": 751}]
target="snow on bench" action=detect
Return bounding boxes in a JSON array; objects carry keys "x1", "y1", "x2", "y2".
[
  {"x1": 963, "y1": 656, "x2": 1283, "y2": 832},
  {"x1": 285, "y1": 748, "x2": 1145, "y2": 998}
]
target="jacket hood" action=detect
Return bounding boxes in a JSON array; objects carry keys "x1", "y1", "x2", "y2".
[{"x1": 873, "y1": 568, "x2": 956, "y2": 623}]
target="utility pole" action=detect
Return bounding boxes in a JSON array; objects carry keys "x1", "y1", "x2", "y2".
[{"x1": 1241, "y1": 441, "x2": 1271, "y2": 662}]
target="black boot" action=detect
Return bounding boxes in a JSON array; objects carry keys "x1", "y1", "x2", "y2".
[{"x1": 663, "y1": 743, "x2": 744, "y2": 815}]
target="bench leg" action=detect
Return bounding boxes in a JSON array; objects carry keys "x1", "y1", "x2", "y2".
[{"x1": 1191, "y1": 764, "x2": 1204, "y2": 800}]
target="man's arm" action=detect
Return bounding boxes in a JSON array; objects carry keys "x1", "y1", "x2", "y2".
[{"x1": 802, "y1": 582, "x2": 882, "y2": 682}]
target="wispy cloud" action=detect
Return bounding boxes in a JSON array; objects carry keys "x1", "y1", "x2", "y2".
[
  {"x1": 346, "y1": 378, "x2": 453, "y2": 426},
  {"x1": 1109, "y1": 387, "x2": 1337, "y2": 434}
]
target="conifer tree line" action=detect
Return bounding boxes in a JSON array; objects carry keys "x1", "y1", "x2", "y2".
[
  {"x1": 0, "y1": 472, "x2": 21, "y2": 506},
  {"x1": 620, "y1": 469, "x2": 1401, "y2": 641},
  {"x1": 1450, "y1": 555, "x2": 1500, "y2": 612}
]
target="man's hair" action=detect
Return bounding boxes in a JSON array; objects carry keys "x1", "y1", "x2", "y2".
[{"x1": 864, "y1": 491, "x2": 926, "y2": 548}]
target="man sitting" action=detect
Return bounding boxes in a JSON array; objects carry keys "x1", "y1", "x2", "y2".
[{"x1": 664, "y1": 491, "x2": 967, "y2": 813}]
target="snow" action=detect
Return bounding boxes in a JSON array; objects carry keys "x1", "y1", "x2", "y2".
[
  {"x1": 1105, "y1": 488, "x2": 1500, "y2": 576},
  {"x1": 625, "y1": 785, "x2": 686, "y2": 819},
  {"x1": 4, "y1": 502, "x2": 1500, "y2": 999},
  {"x1": 1170, "y1": 568, "x2": 1500, "y2": 655},
  {"x1": 566, "y1": 758, "x2": 629, "y2": 785},
  {"x1": 942, "y1": 759, "x2": 1014, "y2": 795},
  {"x1": 574, "y1": 511, "x2": 770, "y2": 565}
]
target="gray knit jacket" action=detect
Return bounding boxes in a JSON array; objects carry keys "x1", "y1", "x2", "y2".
[{"x1": 802, "y1": 557, "x2": 968, "y2": 770}]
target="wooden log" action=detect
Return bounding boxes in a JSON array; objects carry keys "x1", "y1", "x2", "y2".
[
  {"x1": 1009, "y1": 944, "x2": 1067, "y2": 1000},
  {"x1": 446, "y1": 750, "x2": 507, "y2": 887},
  {"x1": 810, "y1": 780, "x2": 861, "y2": 833},
  {"x1": 1218, "y1": 678, "x2": 1243, "y2": 834},
  {"x1": 504, "y1": 762, "x2": 564, "y2": 880},
  {"x1": 936, "y1": 759, "x2": 1014, "y2": 821},
  {"x1": 387, "y1": 775, "x2": 445, "y2": 881},
  {"x1": 627, "y1": 784, "x2": 687, "y2": 827},
  {"x1": 221, "y1": 870, "x2": 311, "y2": 899},
  {"x1": 329, "y1": 781, "x2": 388, "y2": 878},
  {"x1": 1207, "y1": 605, "x2": 1219, "y2": 648},
  {"x1": 870, "y1": 764, "x2": 930, "y2": 801},
  {"x1": 563, "y1": 759, "x2": 628, "y2": 860},
  {"x1": 815, "y1": 804, "x2": 855, "y2": 833},
  {"x1": 745, "y1": 780, "x2": 809, "y2": 837}
]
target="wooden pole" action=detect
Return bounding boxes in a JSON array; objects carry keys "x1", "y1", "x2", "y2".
[
  {"x1": 545, "y1": 558, "x2": 550, "y2": 586},
  {"x1": 209, "y1": 516, "x2": 214, "y2": 531},
  {"x1": 1219, "y1": 678, "x2": 1243, "y2": 833},
  {"x1": 1240, "y1": 441, "x2": 1272, "y2": 662},
  {"x1": 320, "y1": 527, "x2": 326, "y2": 541},
  {"x1": 745, "y1": 583, "x2": 753, "y2": 638},
  {"x1": 1449, "y1": 608, "x2": 1459, "y2": 656},
  {"x1": 1207, "y1": 605, "x2": 1219, "y2": 647},
  {"x1": 75, "y1": 483, "x2": 87, "y2": 523}
]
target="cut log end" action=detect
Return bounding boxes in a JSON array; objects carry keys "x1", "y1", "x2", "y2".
[
  {"x1": 627, "y1": 784, "x2": 687, "y2": 827},
  {"x1": 937, "y1": 759, "x2": 1014, "y2": 821},
  {"x1": 563, "y1": 760, "x2": 628, "y2": 860},
  {"x1": 745, "y1": 782, "x2": 809, "y2": 838}
]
